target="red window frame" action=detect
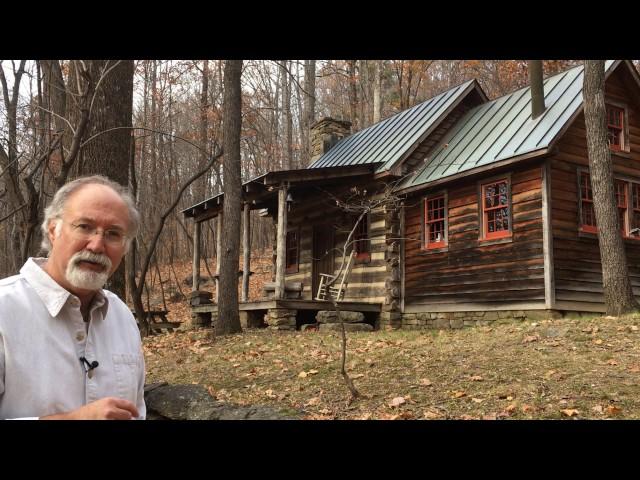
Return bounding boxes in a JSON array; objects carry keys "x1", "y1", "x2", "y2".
[
  {"x1": 481, "y1": 180, "x2": 511, "y2": 240},
  {"x1": 285, "y1": 230, "x2": 299, "y2": 273},
  {"x1": 353, "y1": 214, "x2": 371, "y2": 261},
  {"x1": 580, "y1": 172, "x2": 597, "y2": 233},
  {"x1": 632, "y1": 183, "x2": 640, "y2": 235},
  {"x1": 580, "y1": 172, "x2": 631, "y2": 236},
  {"x1": 606, "y1": 105, "x2": 624, "y2": 152},
  {"x1": 424, "y1": 195, "x2": 446, "y2": 249},
  {"x1": 615, "y1": 180, "x2": 628, "y2": 235}
]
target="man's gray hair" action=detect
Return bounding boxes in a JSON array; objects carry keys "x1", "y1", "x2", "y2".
[{"x1": 40, "y1": 175, "x2": 140, "y2": 253}]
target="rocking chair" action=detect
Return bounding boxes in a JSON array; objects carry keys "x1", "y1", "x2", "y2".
[{"x1": 315, "y1": 250, "x2": 355, "y2": 302}]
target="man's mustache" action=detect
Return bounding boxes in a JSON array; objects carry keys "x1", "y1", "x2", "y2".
[{"x1": 70, "y1": 250, "x2": 112, "y2": 271}]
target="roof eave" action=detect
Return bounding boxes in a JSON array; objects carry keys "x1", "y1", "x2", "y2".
[{"x1": 395, "y1": 147, "x2": 551, "y2": 196}]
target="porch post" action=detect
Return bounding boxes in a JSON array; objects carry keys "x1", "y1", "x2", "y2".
[
  {"x1": 192, "y1": 220, "x2": 201, "y2": 292},
  {"x1": 275, "y1": 184, "x2": 288, "y2": 299},
  {"x1": 215, "y1": 212, "x2": 223, "y2": 303},
  {"x1": 242, "y1": 203, "x2": 251, "y2": 302},
  {"x1": 542, "y1": 161, "x2": 556, "y2": 309}
]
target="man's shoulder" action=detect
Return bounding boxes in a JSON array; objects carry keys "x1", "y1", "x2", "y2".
[
  {"x1": 0, "y1": 274, "x2": 27, "y2": 298},
  {"x1": 0, "y1": 273, "x2": 23, "y2": 288},
  {"x1": 102, "y1": 290, "x2": 132, "y2": 312},
  {"x1": 101, "y1": 290, "x2": 137, "y2": 322}
]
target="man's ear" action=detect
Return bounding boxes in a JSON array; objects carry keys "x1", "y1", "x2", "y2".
[{"x1": 48, "y1": 220, "x2": 58, "y2": 245}]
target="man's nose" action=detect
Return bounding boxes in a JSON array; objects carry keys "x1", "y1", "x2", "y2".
[{"x1": 85, "y1": 231, "x2": 107, "y2": 253}]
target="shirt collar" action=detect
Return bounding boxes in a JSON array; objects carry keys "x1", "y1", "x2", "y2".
[{"x1": 21, "y1": 257, "x2": 109, "y2": 318}]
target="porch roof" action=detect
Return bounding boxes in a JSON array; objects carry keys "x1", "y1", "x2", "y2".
[{"x1": 182, "y1": 163, "x2": 381, "y2": 221}]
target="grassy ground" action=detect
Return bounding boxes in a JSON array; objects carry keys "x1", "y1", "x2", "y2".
[{"x1": 143, "y1": 312, "x2": 640, "y2": 420}]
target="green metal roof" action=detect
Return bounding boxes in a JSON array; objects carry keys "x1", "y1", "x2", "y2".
[
  {"x1": 399, "y1": 61, "x2": 620, "y2": 191},
  {"x1": 308, "y1": 79, "x2": 483, "y2": 173}
]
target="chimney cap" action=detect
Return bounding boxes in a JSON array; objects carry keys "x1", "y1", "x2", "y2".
[{"x1": 310, "y1": 117, "x2": 352, "y2": 130}]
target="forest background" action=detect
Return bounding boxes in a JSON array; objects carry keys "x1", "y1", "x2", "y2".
[{"x1": 1, "y1": 60, "x2": 601, "y2": 310}]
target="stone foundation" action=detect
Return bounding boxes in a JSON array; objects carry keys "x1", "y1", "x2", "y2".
[
  {"x1": 379, "y1": 311, "x2": 402, "y2": 330},
  {"x1": 241, "y1": 310, "x2": 266, "y2": 329},
  {"x1": 316, "y1": 310, "x2": 373, "y2": 332},
  {"x1": 400, "y1": 310, "x2": 563, "y2": 330},
  {"x1": 265, "y1": 308, "x2": 297, "y2": 331},
  {"x1": 189, "y1": 311, "x2": 212, "y2": 329},
  {"x1": 315, "y1": 310, "x2": 365, "y2": 324}
]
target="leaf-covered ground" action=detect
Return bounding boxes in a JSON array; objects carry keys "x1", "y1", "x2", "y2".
[{"x1": 143, "y1": 312, "x2": 640, "y2": 420}]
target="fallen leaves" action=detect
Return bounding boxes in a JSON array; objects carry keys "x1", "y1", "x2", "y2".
[
  {"x1": 423, "y1": 409, "x2": 442, "y2": 419},
  {"x1": 560, "y1": 408, "x2": 579, "y2": 417},
  {"x1": 605, "y1": 405, "x2": 622, "y2": 416},
  {"x1": 304, "y1": 397, "x2": 321, "y2": 407},
  {"x1": 143, "y1": 305, "x2": 640, "y2": 420}
]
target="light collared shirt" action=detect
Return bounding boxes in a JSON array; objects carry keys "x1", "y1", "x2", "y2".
[{"x1": 0, "y1": 258, "x2": 146, "y2": 419}]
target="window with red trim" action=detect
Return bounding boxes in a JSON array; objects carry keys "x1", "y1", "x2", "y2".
[
  {"x1": 580, "y1": 173, "x2": 631, "y2": 236},
  {"x1": 632, "y1": 183, "x2": 640, "y2": 233},
  {"x1": 615, "y1": 180, "x2": 628, "y2": 234},
  {"x1": 424, "y1": 195, "x2": 446, "y2": 249},
  {"x1": 482, "y1": 180, "x2": 511, "y2": 239},
  {"x1": 580, "y1": 172, "x2": 597, "y2": 233},
  {"x1": 285, "y1": 230, "x2": 299, "y2": 273},
  {"x1": 606, "y1": 105, "x2": 625, "y2": 151},
  {"x1": 353, "y1": 214, "x2": 370, "y2": 261}
]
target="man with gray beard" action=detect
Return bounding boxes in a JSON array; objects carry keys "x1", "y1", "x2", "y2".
[{"x1": 0, "y1": 176, "x2": 146, "y2": 419}]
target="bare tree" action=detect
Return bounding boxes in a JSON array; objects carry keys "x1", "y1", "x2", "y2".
[
  {"x1": 373, "y1": 60, "x2": 382, "y2": 123},
  {"x1": 583, "y1": 60, "x2": 638, "y2": 315},
  {"x1": 321, "y1": 179, "x2": 406, "y2": 403},
  {"x1": 303, "y1": 60, "x2": 316, "y2": 164},
  {"x1": 74, "y1": 60, "x2": 134, "y2": 300},
  {"x1": 129, "y1": 140, "x2": 223, "y2": 337},
  {"x1": 216, "y1": 60, "x2": 243, "y2": 336}
]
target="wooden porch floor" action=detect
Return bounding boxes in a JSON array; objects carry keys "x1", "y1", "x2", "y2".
[{"x1": 191, "y1": 299, "x2": 382, "y2": 313}]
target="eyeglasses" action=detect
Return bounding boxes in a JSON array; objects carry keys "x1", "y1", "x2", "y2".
[{"x1": 64, "y1": 221, "x2": 128, "y2": 247}]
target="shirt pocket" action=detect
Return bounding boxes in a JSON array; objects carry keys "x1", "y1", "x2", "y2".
[{"x1": 112, "y1": 353, "x2": 140, "y2": 403}]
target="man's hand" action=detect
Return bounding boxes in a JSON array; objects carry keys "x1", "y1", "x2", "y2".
[{"x1": 40, "y1": 397, "x2": 140, "y2": 420}]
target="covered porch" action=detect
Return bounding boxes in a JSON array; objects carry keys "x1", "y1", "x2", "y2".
[{"x1": 182, "y1": 164, "x2": 383, "y2": 330}]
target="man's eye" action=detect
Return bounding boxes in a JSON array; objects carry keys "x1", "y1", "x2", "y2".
[
  {"x1": 105, "y1": 230, "x2": 124, "y2": 241},
  {"x1": 76, "y1": 224, "x2": 92, "y2": 232}
]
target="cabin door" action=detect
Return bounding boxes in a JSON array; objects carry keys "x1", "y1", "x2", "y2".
[{"x1": 312, "y1": 226, "x2": 334, "y2": 298}]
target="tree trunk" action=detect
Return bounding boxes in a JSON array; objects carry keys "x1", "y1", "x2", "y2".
[
  {"x1": 281, "y1": 61, "x2": 292, "y2": 170},
  {"x1": 373, "y1": 60, "x2": 382, "y2": 123},
  {"x1": 303, "y1": 60, "x2": 316, "y2": 165},
  {"x1": 76, "y1": 60, "x2": 134, "y2": 300},
  {"x1": 197, "y1": 59, "x2": 210, "y2": 199},
  {"x1": 216, "y1": 60, "x2": 243, "y2": 335},
  {"x1": 347, "y1": 60, "x2": 358, "y2": 131},
  {"x1": 0, "y1": 61, "x2": 27, "y2": 273},
  {"x1": 583, "y1": 60, "x2": 638, "y2": 315}
]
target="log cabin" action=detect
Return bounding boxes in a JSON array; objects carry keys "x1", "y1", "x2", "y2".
[{"x1": 183, "y1": 60, "x2": 640, "y2": 330}]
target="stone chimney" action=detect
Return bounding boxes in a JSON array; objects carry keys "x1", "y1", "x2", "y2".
[{"x1": 309, "y1": 117, "x2": 352, "y2": 163}]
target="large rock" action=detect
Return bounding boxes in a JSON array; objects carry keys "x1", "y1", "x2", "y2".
[
  {"x1": 316, "y1": 310, "x2": 365, "y2": 324},
  {"x1": 144, "y1": 383, "x2": 301, "y2": 420},
  {"x1": 318, "y1": 323, "x2": 373, "y2": 332}
]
